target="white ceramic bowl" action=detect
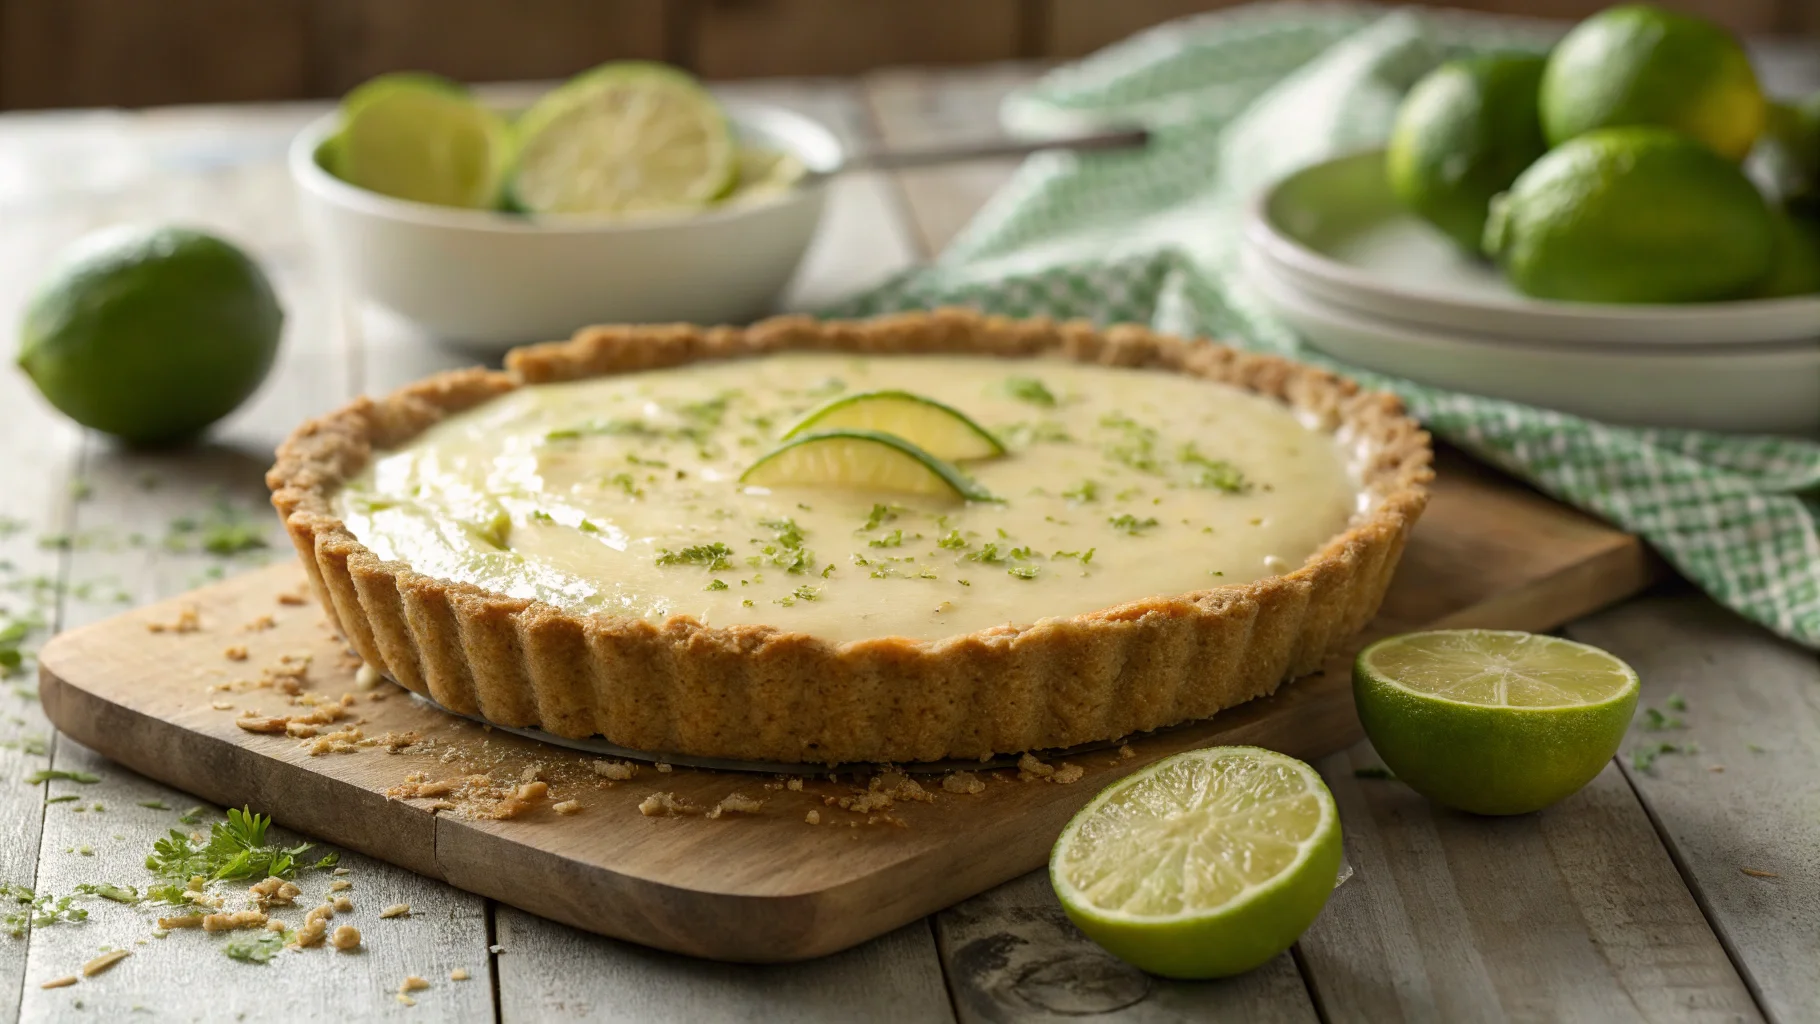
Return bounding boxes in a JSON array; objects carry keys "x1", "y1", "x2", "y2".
[
  {"x1": 290, "y1": 99, "x2": 842, "y2": 354},
  {"x1": 1246, "y1": 150, "x2": 1820, "y2": 347},
  {"x1": 1245, "y1": 255, "x2": 1820, "y2": 435}
]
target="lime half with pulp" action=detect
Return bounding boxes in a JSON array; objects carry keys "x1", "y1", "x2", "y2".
[
  {"x1": 781, "y1": 390, "x2": 1004, "y2": 461},
  {"x1": 1354, "y1": 629, "x2": 1639, "y2": 815},
  {"x1": 1051, "y1": 746, "x2": 1341, "y2": 979},
  {"x1": 741, "y1": 429, "x2": 996, "y2": 501},
  {"x1": 510, "y1": 62, "x2": 736, "y2": 216},
  {"x1": 331, "y1": 73, "x2": 512, "y2": 209}
]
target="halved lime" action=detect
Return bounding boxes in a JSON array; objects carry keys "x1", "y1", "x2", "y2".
[
  {"x1": 1354, "y1": 629, "x2": 1639, "y2": 815},
  {"x1": 781, "y1": 390, "x2": 1004, "y2": 461},
  {"x1": 509, "y1": 62, "x2": 736, "y2": 216},
  {"x1": 740, "y1": 430, "x2": 997, "y2": 502},
  {"x1": 332, "y1": 73, "x2": 512, "y2": 209},
  {"x1": 1050, "y1": 747, "x2": 1342, "y2": 979}
]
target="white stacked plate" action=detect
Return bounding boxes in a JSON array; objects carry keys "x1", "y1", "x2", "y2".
[{"x1": 1241, "y1": 150, "x2": 1820, "y2": 436}]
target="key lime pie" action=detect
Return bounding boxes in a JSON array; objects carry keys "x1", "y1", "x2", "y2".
[{"x1": 269, "y1": 311, "x2": 1431, "y2": 763}]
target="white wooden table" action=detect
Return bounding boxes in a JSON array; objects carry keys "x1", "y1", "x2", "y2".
[{"x1": 0, "y1": 59, "x2": 1816, "y2": 1023}]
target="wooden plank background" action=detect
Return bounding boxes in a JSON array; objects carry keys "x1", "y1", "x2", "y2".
[{"x1": 0, "y1": 0, "x2": 1813, "y2": 111}]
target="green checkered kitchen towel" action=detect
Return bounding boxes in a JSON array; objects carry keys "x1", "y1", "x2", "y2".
[{"x1": 829, "y1": 1, "x2": 1820, "y2": 649}]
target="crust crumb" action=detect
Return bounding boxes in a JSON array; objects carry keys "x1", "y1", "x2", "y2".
[
  {"x1": 81, "y1": 950, "x2": 129, "y2": 977},
  {"x1": 242, "y1": 614, "x2": 277, "y2": 633},
  {"x1": 156, "y1": 914, "x2": 205, "y2": 930},
  {"x1": 805, "y1": 810, "x2": 821, "y2": 825},
  {"x1": 328, "y1": 879, "x2": 353, "y2": 892},
  {"x1": 450, "y1": 968, "x2": 471, "y2": 981},
  {"x1": 638, "y1": 792, "x2": 701, "y2": 817},
  {"x1": 1052, "y1": 762, "x2": 1085, "y2": 784},
  {"x1": 248, "y1": 877, "x2": 301, "y2": 907},
  {"x1": 590, "y1": 760, "x2": 638, "y2": 781},
  {"x1": 202, "y1": 909, "x2": 267, "y2": 932},
  {"x1": 223, "y1": 646, "x2": 249, "y2": 662},
  {"x1": 147, "y1": 604, "x2": 201, "y2": 634},
  {"x1": 277, "y1": 590, "x2": 309, "y2": 606},
  {"x1": 1117, "y1": 743, "x2": 1137, "y2": 761},
  {"x1": 380, "y1": 903, "x2": 411, "y2": 919},
  {"x1": 706, "y1": 793, "x2": 763, "y2": 819},
  {"x1": 354, "y1": 663, "x2": 382, "y2": 690},
  {"x1": 333, "y1": 895, "x2": 354, "y2": 913},
  {"x1": 210, "y1": 701, "x2": 235, "y2": 711},
  {"x1": 785, "y1": 777, "x2": 804, "y2": 792},
  {"x1": 942, "y1": 771, "x2": 986, "y2": 795},
  {"x1": 40, "y1": 976, "x2": 76, "y2": 990},
  {"x1": 552, "y1": 799, "x2": 582, "y2": 815},
  {"x1": 1017, "y1": 753, "x2": 1056, "y2": 781},
  {"x1": 330, "y1": 924, "x2": 361, "y2": 950},
  {"x1": 236, "y1": 716, "x2": 288, "y2": 735},
  {"x1": 655, "y1": 762, "x2": 673, "y2": 773}
]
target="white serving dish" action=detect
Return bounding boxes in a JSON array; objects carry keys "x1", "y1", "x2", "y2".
[
  {"x1": 290, "y1": 99, "x2": 842, "y2": 354},
  {"x1": 1246, "y1": 150, "x2": 1820, "y2": 347},
  {"x1": 1245, "y1": 256, "x2": 1820, "y2": 435}
]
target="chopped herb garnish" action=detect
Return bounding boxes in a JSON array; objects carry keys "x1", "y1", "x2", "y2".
[
  {"x1": 1099, "y1": 413, "x2": 1163, "y2": 475},
  {"x1": 1665, "y1": 694, "x2": 1687, "y2": 712},
  {"x1": 820, "y1": 564, "x2": 836, "y2": 578},
  {"x1": 1629, "y1": 742, "x2": 1685, "y2": 773},
  {"x1": 470, "y1": 512, "x2": 511, "y2": 549},
  {"x1": 222, "y1": 929, "x2": 290, "y2": 964},
  {"x1": 1641, "y1": 707, "x2": 1684, "y2": 731},
  {"x1": 578, "y1": 519, "x2": 601, "y2": 534},
  {"x1": 1108, "y1": 514, "x2": 1160, "y2": 535},
  {"x1": 655, "y1": 543, "x2": 736, "y2": 572},
  {"x1": 1062, "y1": 480, "x2": 1100, "y2": 503},
  {"x1": 704, "y1": 580, "x2": 729, "y2": 591},
  {"x1": 0, "y1": 886, "x2": 88, "y2": 937},
  {"x1": 937, "y1": 530, "x2": 968, "y2": 550},
  {"x1": 1007, "y1": 566, "x2": 1040, "y2": 580},
  {"x1": 45, "y1": 795, "x2": 77, "y2": 805},
  {"x1": 529, "y1": 510, "x2": 554, "y2": 523},
  {"x1": 25, "y1": 770, "x2": 98, "y2": 785},
  {"x1": 861, "y1": 504, "x2": 906, "y2": 531},
  {"x1": 756, "y1": 518, "x2": 813, "y2": 574},
  {"x1": 137, "y1": 800, "x2": 169, "y2": 810},
  {"x1": 163, "y1": 497, "x2": 268, "y2": 556},
  {"x1": 73, "y1": 883, "x2": 139, "y2": 904},
  {"x1": 867, "y1": 530, "x2": 905, "y2": 549},
  {"x1": 177, "y1": 807, "x2": 207, "y2": 825},
  {"x1": 1003, "y1": 377, "x2": 1057, "y2": 407},
  {"x1": 996, "y1": 420, "x2": 1073, "y2": 447},
  {"x1": 963, "y1": 543, "x2": 1007, "y2": 565},
  {"x1": 145, "y1": 806, "x2": 327, "y2": 885},
  {"x1": 1180, "y1": 444, "x2": 1250, "y2": 493},
  {"x1": 1053, "y1": 548, "x2": 1096, "y2": 565},
  {"x1": 607, "y1": 472, "x2": 643, "y2": 497}
]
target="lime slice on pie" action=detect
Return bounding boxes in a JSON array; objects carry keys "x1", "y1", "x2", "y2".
[
  {"x1": 1354, "y1": 629, "x2": 1639, "y2": 815},
  {"x1": 331, "y1": 73, "x2": 512, "y2": 209},
  {"x1": 781, "y1": 390, "x2": 1004, "y2": 461},
  {"x1": 509, "y1": 61, "x2": 737, "y2": 216},
  {"x1": 741, "y1": 429, "x2": 997, "y2": 501},
  {"x1": 1050, "y1": 746, "x2": 1342, "y2": 979}
]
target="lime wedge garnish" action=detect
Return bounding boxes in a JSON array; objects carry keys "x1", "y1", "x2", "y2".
[
  {"x1": 331, "y1": 73, "x2": 512, "y2": 209},
  {"x1": 1050, "y1": 747, "x2": 1342, "y2": 979},
  {"x1": 740, "y1": 430, "x2": 997, "y2": 502},
  {"x1": 1354, "y1": 629, "x2": 1640, "y2": 815},
  {"x1": 509, "y1": 62, "x2": 736, "y2": 216},
  {"x1": 781, "y1": 390, "x2": 1004, "y2": 461}
]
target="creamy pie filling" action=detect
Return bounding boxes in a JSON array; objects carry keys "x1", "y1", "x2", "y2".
[{"x1": 336, "y1": 354, "x2": 1365, "y2": 644}]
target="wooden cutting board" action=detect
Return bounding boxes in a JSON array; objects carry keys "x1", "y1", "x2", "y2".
[{"x1": 38, "y1": 451, "x2": 1655, "y2": 963}]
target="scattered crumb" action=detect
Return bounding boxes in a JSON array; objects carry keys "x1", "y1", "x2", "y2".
[
  {"x1": 277, "y1": 590, "x2": 309, "y2": 606},
  {"x1": 248, "y1": 877, "x2": 301, "y2": 907},
  {"x1": 330, "y1": 925, "x2": 361, "y2": 951},
  {"x1": 785, "y1": 778, "x2": 804, "y2": 792},
  {"x1": 1117, "y1": 743, "x2": 1136, "y2": 761},
  {"x1": 706, "y1": 793, "x2": 763, "y2": 819},
  {"x1": 210, "y1": 701, "x2": 234, "y2": 711},
  {"x1": 1741, "y1": 867, "x2": 1780, "y2": 879},
  {"x1": 265, "y1": 919, "x2": 287, "y2": 933},
  {"x1": 285, "y1": 721, "x2": 320, "y2": 739},
  {"x1": 638, "y1": 792, "x2": 701, "y2": 817},
  {"x1": 942, "y1": 771, "x2": 986, "y2": 795},
  {"x1": 591, "y1": 760, "x2": 638, "y2": 781},
  {"x1": 332, "y1": 895, "x2": 353, "y2": 913},
  {"x1": 294, "y1": 906, "x2": 333, "y2": 948},
  {"x1": 488, "y1": 944, "x2": 504, "y2": 954},
  {"x1": 552, "y1": 800, "x2": 582, "y2": 816},
  {"x1": 40, "y1": 977, "x2": 77, "y2": 990},
  {"x1": 1017, "y1": 753, "x2": 1056, "y2": 781},
  {"x1": 307, "y1": 726, "x2": 364, "y2": 755},
  {"x1": 380, "y1": 904, "x2": 410, "y2": 919},
  {"x1": 223, "y1": 646, "x2": 248, "y2": 662},
  {"x1": 1708, "y1": 765, "x2": 1726, "y2": 773},
  {"x1": 354, "y1": 663, "x2": 382, "y2": 690},
  {"x1": 395, "y1": 995, "x2": 416, "y2": 1007},
  {"x1": 202, "y1": 910, "x2": 267, "y2": 932},
  {"x1": 156, "y1": 915, "x2": 205, "y2": 930},
  {"x1": 146, "y1": 605, "x2": 201, "y2": 634},
  {"x1": 1051, "y1": 762, "x2": 1085, "y2": 785},
  {"x1": 450, "y1": 968, "x2": 471, "y2": 981},
  {"x1": 400, "y1": 975, "x2": 429, "y2": 993},
  {"x1": 805, "y1": 810, "x2": 821, "y2": 825},
  {"x1": 328, "y1": 879, "x2": 353, "y2": 892},
  {"x1": 655, "y1": 762, "x2": 673, "y2": 773},
  {"x1": 81, "y1": 950, "x2": 129, "y2": 977},
  {"x1": 242, "y1": 614, "x2": 277, "y2": 633},
  {"x1": 236, "y1": 716, "x2": 288, "y2": 735}
]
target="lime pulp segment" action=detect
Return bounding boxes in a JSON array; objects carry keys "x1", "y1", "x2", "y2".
[
  {"x1": 1358, "y1": 629, "x2": 1638, "y2": 708},
  {"x1": 781, "y1": 390, "x2": 1005, "y2": 461},
  {"x1": 740, "y1": 429, "x2": 997, "y2": 502}
]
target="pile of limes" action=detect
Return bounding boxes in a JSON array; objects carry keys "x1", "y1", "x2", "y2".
[
  {"x1": 320, "y1": 63, "x2": 801, "y2": 217},
  {"x1": 1387, "y1": 3, "x2": 1820, "y2": 303}
]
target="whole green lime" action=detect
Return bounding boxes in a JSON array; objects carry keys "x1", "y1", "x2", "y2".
[
  {"x1": 1354, "y1": 630, "x2": 1639, "y2": 816},
  {"x1": 1484, "y1": 127, "x2": 1774, "y2": 303},
  {"x1": 1758, "y1": 95, "x2": 1820, "y2": 212},
  {"x1": 1387, "y1": 54, "x2": 1548, "y2": 253},
  {"x1": 16, "y1": 226, "x2": 283, "y2": 445},
  {"x1": 1755, "y1": 212, "x2": 1820, "y2": 298},
  {"x1": 1541, "y1": 4, "x2": 1764, "y2": 160}
]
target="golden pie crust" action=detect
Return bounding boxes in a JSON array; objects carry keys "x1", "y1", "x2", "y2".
[{"x1": 268, "y1": 310, "x2": 1432, "y2": 764}]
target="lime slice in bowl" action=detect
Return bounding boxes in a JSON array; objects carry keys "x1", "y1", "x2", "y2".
[
  {"x1": 1354, "y1": 629, "x2": 1639, "y2": 815},
  {"x1": 781, "y1": 390, "x2": 1004, "y2": 461},
  {"x1": 510, "y1": 61, "x2": 736, "y2": 216},
  {"x1": 1050, "y1": 746, "x2": 1342, "y2": 979},
  {"x1": 331, "y1": 73, "x2": 512, "y2": 209},
  {"x1": 741, "y1": 430, "x2": 997, "y2": 501}
]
